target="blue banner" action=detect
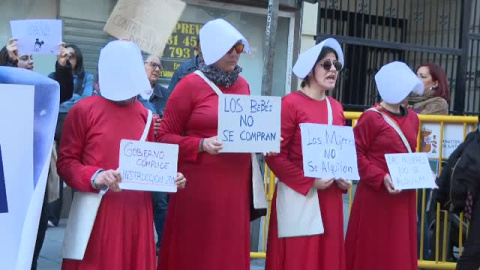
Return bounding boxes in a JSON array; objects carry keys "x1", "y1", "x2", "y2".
[{"x1": 0, "y1": 145, "x2": 8, "y2": 213}]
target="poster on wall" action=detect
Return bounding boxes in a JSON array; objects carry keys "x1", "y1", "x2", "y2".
[
  {"x1": 0, "y1": 67, "x2": 59, "y2": 270},
  {"x1": 159, "y1": 21, "x2": 204, "y2": 83},
  {"x1": 419, "y1": 123, "x2": 466, "y2": 159}
]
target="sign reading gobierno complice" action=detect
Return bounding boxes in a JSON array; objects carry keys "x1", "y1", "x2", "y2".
[
  {"x1": 119, "y1": 140, "x2": 178, "y2": 192},
  {"x1": 218, "y1": 94, "x2": 281, "y2": 153},
  {"x1": 300, "y1": 123, "x2": 360, "y2": 180}
]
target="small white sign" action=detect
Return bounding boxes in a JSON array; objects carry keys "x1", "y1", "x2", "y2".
[
  {"x1": 218, "y1": 94, "x2": 281, "y2": 153},
  {"x1": 10, "y1": 19, "x2": 62, "y2": 55},
  {"x1": 300, "y1": 124, "x2": 360, "y2": 180},
  {"x1": 119, "y1": 140, "x2": 178, "y2": 192},
  {"x1": 385, "y1": 152, "x2": 437, "y2": 190}
]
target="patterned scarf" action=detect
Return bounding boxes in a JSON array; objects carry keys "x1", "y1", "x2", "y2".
[{"x1": 198, "y1": 60, "x2": 242, "y2": 88}]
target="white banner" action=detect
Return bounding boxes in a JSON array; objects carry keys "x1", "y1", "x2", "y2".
[
  {"x1": 218, "y1": 94, "x2": 281, "y2": 153},
  {"x1": 119, "y1": 140, "x2": 178, "y2": 192},
  {"x1": 300, "y1": 123, "x2": 360, "y2": 180},
  {"x1": 0, "y1": 67, "x2": 59, "y2": 270},
  {"x1": 385, "y1": 152, "x2": 437, "y2": 190},
  {"x1": 10, "y1": 19, "x2": 62, "y2": 55}
]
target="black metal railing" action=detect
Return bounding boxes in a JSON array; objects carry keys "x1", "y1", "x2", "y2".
[{"x1": 316, "y1": 0, "x2": 480, "y2": 115}]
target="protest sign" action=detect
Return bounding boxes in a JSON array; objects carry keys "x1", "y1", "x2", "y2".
[
  {"x1": 300, "y1": 124, "x2": 360, "y2": 180},
  {"x1": 119, "y1": 140, "x2": 178, "y2": 192},
  {"x1": 0, "y1": 67, "x2": 60, "y2": 269},
  {"x1": 385, "y1": 152, "x2": 437, "y2": 190},
  {"x1": 218, "y1": 95, "x2": 281, "y2": 153},
  {"x1": 103, "y1": 0, "x2": 186, "y2": 56},
  {"x1": 10, "y1": 19, "x2": 62, "y2": 55}
]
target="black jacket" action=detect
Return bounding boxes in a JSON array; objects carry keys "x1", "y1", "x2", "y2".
[{"x1": 435, "y1": 129, "x2": 480, "y2": 213}]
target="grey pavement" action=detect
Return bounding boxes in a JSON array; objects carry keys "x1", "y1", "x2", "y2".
[
  {"x1": 37, "y1": 219, "x2": 267, "y2": 270},
  {"x1": 38, "y1": 192, "x2": 352, "y2": 270}
]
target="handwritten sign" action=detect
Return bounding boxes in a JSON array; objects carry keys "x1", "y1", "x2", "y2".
[
  {"x1": 159, "y1": 21, "x2": 203, "y2": 81},
  {"x1": 119, "y1": 140, "x2": 178, "y2": 192},
  {"x1": 218, "y1": 95, "x2": 281, "y2": 153},
  {"x1": 104, "y1": 0, "x2": 186, "y2": 56},
  {"x1": 300, "y1": 124, "x2": 360, "y2": 180},
  {"x1": 385, "y1": 153, "x2": 437, "y2": 190},
  {"x1": 10, "y1": 19, "x2": 62, "y2": 55}
]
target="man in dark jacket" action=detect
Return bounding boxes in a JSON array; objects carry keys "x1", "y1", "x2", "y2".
[
  {"x1": 435, "y1": 129, "x2": 480, "y2": 269},
  {"x1": 167, "y1": 40, "x2": 202, "y2": 93}
]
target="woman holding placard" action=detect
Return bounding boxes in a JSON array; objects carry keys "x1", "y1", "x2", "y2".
[
  {"x1": 345, "y1": 62, "x2": 423, "y2": 270},
  {"x1": 264, "y1": 38, "x2": 351, "y2": 270},
  {"x1": 156, "y1": 19, "x2": 259, "y2": 270},
  {"x1": 57, "y1": 40, "x2": 186, "y2": 270}
]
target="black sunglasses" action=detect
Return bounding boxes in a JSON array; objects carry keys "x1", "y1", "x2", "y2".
[{"x1": 320, "y1": 60, "x2": 342, "y2": 71}]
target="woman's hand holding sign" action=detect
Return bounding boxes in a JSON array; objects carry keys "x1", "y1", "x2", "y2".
[
  {"x1": 314, "y1": 177, "x2": 335, "y2": 190},
  {"x1": 175, "y1": 173, "x2": 187, "y2": 189},
  {"x1": 384, "y1": 174, "x2": 402, "y2": 194},
  {"x1": 6, "y1": 38, "x2": 19, "y2": 61},
  {"x1": 200, "y1": 136, "x2": 223, "y2": 155},
  {"x1": 93, "y1": 169, "x2": 122, "y2": 192},
  {"x1": 335, "y1": 178, "x2": 352, "y2": 191}
]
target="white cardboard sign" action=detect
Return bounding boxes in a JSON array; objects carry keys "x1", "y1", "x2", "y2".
[
  {"x1": 300, "y1": 123, "x2": 360, "y2": 180},
  {"x1": 10, "y1": 19, "x2": 62, "y2": 55},
  {"x1": 119, "y1": 140, "x2": 178, "y2": 192},
  {"x1": 385, "y1": 152, "x2": 437, "y2": 190},
  {"x1": 218, "y1": 94, "x2": 281, "y2": 153}
]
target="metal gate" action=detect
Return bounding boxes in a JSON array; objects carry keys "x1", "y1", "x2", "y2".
[{"x1": 315, "y1": 0, "x2": 480, "y2": 115}]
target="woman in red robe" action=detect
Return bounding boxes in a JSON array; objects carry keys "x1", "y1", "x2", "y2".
[
  {"x1": 57, "y1": 41, "x2": 186, "y2": 270},
  {"x1": 345, "y1": 61, "x2": 424, "y2": 270},
  {"x1": 157, "y1": 19, "x2": 256, "y2": 270},
  {"x1": 264, "y1": 38, "x2": 351, "y2": 270}
]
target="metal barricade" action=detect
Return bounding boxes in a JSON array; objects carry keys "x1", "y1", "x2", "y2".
[{"x1": 250, "y1": 112, "x2": 478, "y2": 270}]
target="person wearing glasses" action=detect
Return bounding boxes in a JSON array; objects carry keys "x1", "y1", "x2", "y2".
[
  {"x1": 264, "y1": 38, "x2": 351, "y2": 270},
  {"x1": 157, "y1": 19, "x2": 256, "y2": 270},
  {"x1": 345, "y1": 62, "x2": 423, "y2": 270},
  {"x1": 139, "y1": 53, "x2": 172, "y2": 255}
]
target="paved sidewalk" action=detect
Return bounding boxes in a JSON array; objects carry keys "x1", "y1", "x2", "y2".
[
  {"x1": 38, "y1": 193, "x2": 352, "y2": 270},
  {"x1": 37, "y1": 219, "x2": 266, "y2": 270}
]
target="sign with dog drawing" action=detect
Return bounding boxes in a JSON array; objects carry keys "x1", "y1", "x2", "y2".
[{"x1": 10, "y1": 19, "x2": 62, "y2": 55}]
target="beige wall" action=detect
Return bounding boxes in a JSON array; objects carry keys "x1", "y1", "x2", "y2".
[{"x1": 0, "y1": 0, "x2": 58, "y2": 75}]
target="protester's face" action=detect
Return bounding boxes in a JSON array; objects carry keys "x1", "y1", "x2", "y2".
[
  {"x1": 417, "y1": 66, "x2": 438, "y2": 91},
  {"x1": 66, "y1": 47, "x2": 77, "y2": 70},
  {"x1": 311, "y1": 52, "x2": 339, "y2": 91},
  {"x1": 144, "y1": 55, "x2": 161, "y2": 85},
  {"x1": 213, "y1": 42, "x2": 243, "y2": 72},
  {"x1": 17, "y1": 54, "x2": 34, "y2": 70}
]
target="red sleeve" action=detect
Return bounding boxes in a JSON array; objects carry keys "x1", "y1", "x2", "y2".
[
  {"x1": 56, "y1": 104, "x2": 101, "y2": 193},
  {"x1": 354, "y1": 111, "x2": 388, "y2": 191},
  {"x1": 265, "y1": 98, "x2": 315, "y2": 196},
  {"x1": 156, "y1": 76, "x2": 202, "y2": 162}
]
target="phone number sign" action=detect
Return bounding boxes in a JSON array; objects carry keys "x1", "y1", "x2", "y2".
[{"x1": 160, "y1": 21, "x2": 203, "y2": 81}]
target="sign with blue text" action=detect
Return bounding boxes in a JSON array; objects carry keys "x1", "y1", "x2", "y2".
[
  {"x1": 300, "y1": 124, "x2": 360, "y2": 180},
  {"x1": 10, "y1": 19, "x2": 62, "y2": 55},
  {"x1": 385, "y1": 152, "x2": 437, "y2": 190},
  {"x1": 119, "y1": 140, "x2": 178, "y2": 192},
  {"x1": 218, "y1": 94, "x2": 281, "y2": 153}
]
